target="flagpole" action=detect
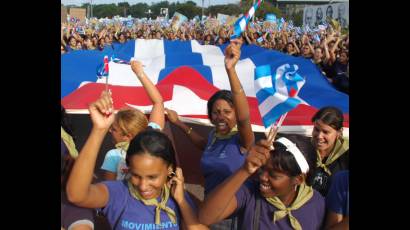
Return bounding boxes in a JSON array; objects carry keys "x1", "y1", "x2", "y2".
[
  {"x1": 104, "y1": 55, "x2": 109, "y2": 93},
  {"x1": 252, "y1": 0, "x2": 255, "y2": 22},
  {"x1": 266, "y1": 112, "x2": 288, "y2": 144}
]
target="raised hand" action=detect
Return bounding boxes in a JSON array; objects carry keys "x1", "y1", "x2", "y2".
[
  {"x1": 224, "y1": 38, "x2": 242, "y2": 70},
  {"x1": 165, "y1": 108, "x2": 180, "y2": 124},
  {"x1": 130, "y1": 60, "x2": 144, "y2": 77},
  {"x1": 169, "y1": 167, "x2": 185, "y2": 205},
  {"x1": 88, "y1": 90, "x2": 115, "y2": 130},
  {"x1": 242, "y1": 139, "x2": 271, "y2": 175}
]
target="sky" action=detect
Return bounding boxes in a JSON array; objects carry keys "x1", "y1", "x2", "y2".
[{"x1": 61, "y1": 0, "x2": 240, "y2": 8}]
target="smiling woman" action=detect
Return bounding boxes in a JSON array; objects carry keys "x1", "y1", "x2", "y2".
[
  {"x1": 198, "y1": 135, "x2": 325, "y2": 230},
  {"x1": 165, "y1": 39, "x2": 254, "y2": 229},
  {"x1": 66, "y1": 92, "x2": 208, "y2": 230},
  {"x1": 309, "y1": 106, "x2": 349, "y2": 196}
]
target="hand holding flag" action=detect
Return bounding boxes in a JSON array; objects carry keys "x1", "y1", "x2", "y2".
[{"x1": 224, "y1": 39, "x2": 242, "y2": 70}]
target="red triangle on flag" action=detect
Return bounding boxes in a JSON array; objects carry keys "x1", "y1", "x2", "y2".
[{"x1": 289, "y1": 87, "x2": 297, "y2": 97}]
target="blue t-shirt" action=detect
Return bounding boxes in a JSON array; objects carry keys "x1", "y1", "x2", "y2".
[
  {"x1": 326, "y1": 170, "x2": 349, "y2": 216},
  {"x1": 101, "y1": 180, "x2": 195, "y2": 230},
  {"x1": 200, "y1": 131, "x2": 246, "y2": 195},
  {"x1": 235, "y1": 182, "x2": 325, "y2": 230},
  {"x1": 101, "y1": 122, "x2": 162, "y2": 180}
]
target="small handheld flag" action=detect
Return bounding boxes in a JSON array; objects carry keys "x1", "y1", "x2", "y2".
[
  {"x1": 231, "y1": 0, "x2": 263, "y2": 39},
  {"x1": 254, "y1": 63, "x2": 305, "y2": 129},
  {"x1": 104, "y1": 56, "x2": 109, "y2": 92}
]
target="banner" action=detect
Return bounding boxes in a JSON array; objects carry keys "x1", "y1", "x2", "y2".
[
  {"x1": 217, "y1": 13, "x2": 229, "y2": 24},
  {"x1": 303, "y1": 2, "x2": 348, "y2": 28},
  {"x1": 171, "y1": 12, "x2": 188, "y2": 31},
  {"x1": 61, "y1": 39, "x2": 349, "y2": 134}
]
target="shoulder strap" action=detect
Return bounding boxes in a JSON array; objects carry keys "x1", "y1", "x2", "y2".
[{"x1": 252, "y1": 193, "x2": 261, "y2": 230}]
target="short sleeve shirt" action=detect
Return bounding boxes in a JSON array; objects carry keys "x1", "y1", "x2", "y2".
[
  {"x1": 101, "y1": 180, "x2": 196, "y2": 230},
  {"x1": 235, "y1": 182, "x2": 325, "y2": 230},
  {"x1": 326, "y1": 170, "x2": 349, "y2": 216}
]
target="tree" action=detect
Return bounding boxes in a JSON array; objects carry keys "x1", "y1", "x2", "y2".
[
  {"x1": 240, "y1": 0, "x2": 282, "y2": 19},
  {"x1": 128, "y1": 3, "x2": 149, "y2": 18},
  {"x1": 289, "y1": 10, "x2": 303, "y2": 27},
  {"x1": 173, "y1": 2, "x2": 202, "y2": 19},
  {"x1": 118, "y1": 2, "x2": 130, "y2": 17},
  {"x1": 208, "y1": 4, "x2": 241, "y2": 17},
  {"x1": 93, "y1": 4, "x2": 120, "y2": 18}
]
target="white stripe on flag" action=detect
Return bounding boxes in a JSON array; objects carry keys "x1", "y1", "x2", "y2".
[
  {"x1": 235, "y1": 58, "x2": 256, "y2": 96},
  {"x1": 209, "y1": 65, "x2": 229, "y2": 90},
  {"x1": 134, "y1": 39, "x2": 164, "y2": 59},
  {"x1": 210, "y1": 58, "x2": 255, "y2": 96},
  {"x1": 96, "y1": 58, "x2": 164, "y2": 86},
  {"x1": 249, "y1": 7, "x2": 255, "y2": 17},
  {"x1": 126, "y1": 85, "x2": 208, "y2": 116},
  {"x1": 191, "y1": 40, "x2": 224, "y2": 66},
  {"x1": 258, "y1": 93, "x2": 289, "y2": 117},
  {"x1": 191, "y1": 40, "x2": 224, "y2": 56},
  {"x1": 239, "y1": 18, "x2": 247, "y2": 31},
  {"x1": 254, "y1": 75, "x2": 273, "y2": 94},
  {"x1": 96, "y1": 62, "x2": 141, "y2": 86}
]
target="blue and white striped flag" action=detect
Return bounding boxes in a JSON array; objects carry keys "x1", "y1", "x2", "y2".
[
  {"x1": 254, "y1": 63, "x2": 305, "y2": 128},
  {"x1": 231, "y1": 0, "x2": 263, "y2": 39}
]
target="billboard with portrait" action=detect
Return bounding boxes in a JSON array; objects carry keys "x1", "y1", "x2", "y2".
[{"x1": 303, "y1": 3, "x2": 348, "y2": 28}]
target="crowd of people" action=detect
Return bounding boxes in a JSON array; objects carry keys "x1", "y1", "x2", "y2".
[
  {"x1": 61, "y1": 13, "x2": 349, "y2": 94},
  {"x1": 61, "y1": 33, "x2": 349, "y2": 229}
]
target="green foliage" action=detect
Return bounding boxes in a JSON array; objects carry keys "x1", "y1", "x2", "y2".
[
  {"x1": 128, "y1": 3, "x2": 149, "y2": 18},
  {"x1": 69, "y1": 0, "x2": 284, "y2": 20},
  {"x1": 93, "y1": 4, "x2": 121, "y2": 18},
  {"x1": 172, "y1": 3, "x2": 202, "y2": 19},
  {"x1": 207, "y1": 4, "x2": 242, "y2": 17},
  {"x1": 239, "y1": 0, "x2": 282, "y2": 20},
  {"x1": 288, "y1": 10, "x2": 303, "y2": 26}
]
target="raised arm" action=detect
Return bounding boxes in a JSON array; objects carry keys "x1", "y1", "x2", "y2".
[
  {"x1": 331, "y1": 37, "x2": 342, "y2": 56},
  {"x1": 244, "y1": 31, "x2": 253, "y2": 45},
  {"x1": 66, "y1": 91, "x2": 114, "y2": 208},
  {"x1": 170, "y1": 167, "x2": 209, "y2": 230},
  {"x1": 224, "y1": 39, "x2": 255, "y2": 151},
  {"x1": 292, "y1": 39, "x2": 300, "y2": 55},
  {"x1": 322, "y1": 37, "x2": 331, "y2": 64},
  {"x1": 61, "y1": 27, "x2": 67, "y2": 47},
  {"x1": 131, "y1": 60, "x2": 165, "y2": 129},
  {"x1": 165, "y1": 108, "x2": 207, "y2": 151},
  {"x1": 199, "y1": 139, "x2": 271, "y2": 225},
  {"x1": 306, "y1": 38, "x2": 315, "y2": 56}
]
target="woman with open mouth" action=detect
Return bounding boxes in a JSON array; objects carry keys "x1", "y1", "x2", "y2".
[
  {"x1": 199, "y1": 135, "x2": 325, "y2": 230},
  {"x1": 165, "y1": 38, "x2": 254, "y2": 229}
]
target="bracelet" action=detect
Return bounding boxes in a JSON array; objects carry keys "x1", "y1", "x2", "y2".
[
  {"x1": 232, "y1": 88, "x2": 244, "y2": 95},
  {"x1": 186, "y1": 127, "x2": 193, "y2": 135}
]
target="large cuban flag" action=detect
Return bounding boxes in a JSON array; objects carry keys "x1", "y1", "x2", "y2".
[{"x1": 61, "y1": 39, "x2": 349, "y2": 135}]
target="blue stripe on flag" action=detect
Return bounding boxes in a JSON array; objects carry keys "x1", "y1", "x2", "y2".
[
  {"x1": 165, "y1": 53, "x2": 203, "y2": 67},
  {"x1": 255, "y1": 64, "x2": 271, "y2": 79},
  {"x1": 239, "y1": 44, "x2": 269, "y2": 60},
  {"x1": 112, "y1": 40, "x2": 136, "y2": 61},
  {"x1": 256, "y1": 88, "x2": 275, "y2": 104},
  {"x1": 61, "y1": 49, "x2": 114, "y2": 98},
  {"x1": 262, "y1": 97, "x2": 301, "y2": 128},
  {"x1": 164, "y1": 40, "x2": 192, "y2": 54}
]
